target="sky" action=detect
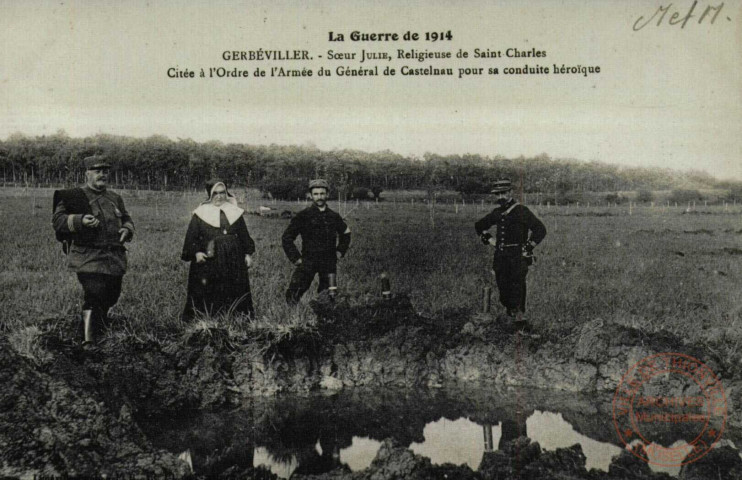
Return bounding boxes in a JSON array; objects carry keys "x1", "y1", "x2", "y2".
[{"x1": 1, "y1": 0, "x2": 740, "y2": 179}]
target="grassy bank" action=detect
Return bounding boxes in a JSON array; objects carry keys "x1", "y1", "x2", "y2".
[{"x1": 1, "y1": 187, "x2": 740, "y2": 357}]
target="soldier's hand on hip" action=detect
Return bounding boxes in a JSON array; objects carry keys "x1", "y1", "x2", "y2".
[
  {"x1": 336, "y1": 251, "x2": 344, "y2": 260},
  {"x1": 245, "y1": 254, "x2": 253, "y2": 268},
  {"x1": 195, "y1": 252, "x2": 208, "y2": 263},
  {"x1": 295, "y1": 258, "x2": 303, "y2": 266},
  {"x1": 488, "y1": 237, "x2": 497, "y2": 247},
  {"x1": 82, "y1": 214, "x2": 100, "y2": 228}
]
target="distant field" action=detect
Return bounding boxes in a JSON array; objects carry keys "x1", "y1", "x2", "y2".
[
  {"x1": 377, "y1": 189, "x2": 737, "y2": 206},
  {"x1": 1, "y1": 186, "x2": 740, "y2": 352}
]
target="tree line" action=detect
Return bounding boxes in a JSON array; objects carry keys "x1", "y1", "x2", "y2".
[{"x1": 0, "y1": 130, "x2": 737, "y2": 200}]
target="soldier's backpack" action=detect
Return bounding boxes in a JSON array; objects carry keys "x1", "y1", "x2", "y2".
[{"x1": 52, "y1": 188, "x2": 92, "y2": 254}]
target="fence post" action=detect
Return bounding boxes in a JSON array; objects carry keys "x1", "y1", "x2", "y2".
[{"x1": 381, "y1": 273, "x2": 391, "y2": 300}]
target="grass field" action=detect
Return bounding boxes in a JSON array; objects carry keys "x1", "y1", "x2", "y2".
[{"x1": 1, "y1": 186, "x2": 740, "y2": 358}]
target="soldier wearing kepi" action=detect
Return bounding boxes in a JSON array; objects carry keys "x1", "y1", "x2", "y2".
[
  {"x1": 52, "y1": 155, "x2": 134, "y2": 346},
  {"x1": 283, "y1": 179, "x2": 351, "y2": 305},
  {"x1": 475, "y1": 179, "x2": 546, "y2": 329}
]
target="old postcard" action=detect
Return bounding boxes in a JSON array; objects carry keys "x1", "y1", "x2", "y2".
[{"x1": 1, "y1": 0, "x2": 740, "y2": 478}]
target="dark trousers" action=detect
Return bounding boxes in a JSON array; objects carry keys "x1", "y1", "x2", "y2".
[
  {"x1": 286, "y1": 252, "x2": 337, "y2": 305},
  {"x1": 77, "y1": 273, "x2": 123, "y2": 320},
  {"x1": 492, "y1": 254, "x2": 529, "y2": 314}
]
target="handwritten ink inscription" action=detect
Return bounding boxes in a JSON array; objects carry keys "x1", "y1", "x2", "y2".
[{"x1": 633, "y1": 1, "x2": 727, "y2": 31}]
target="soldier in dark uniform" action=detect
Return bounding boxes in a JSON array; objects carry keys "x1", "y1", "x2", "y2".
[
  {"x1": 282, "y1": 179, "x2": 351, "y2": 305},
  {"x1": 475, "y1": 179, "x2": 546, "y2": 328},
  {"x1": 52, "y1": 155, "x2": 134, "y2": 345}
]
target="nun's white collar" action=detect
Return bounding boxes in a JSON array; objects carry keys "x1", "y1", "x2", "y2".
[{"x1": 193, "y1": 202, "x2": 244, "y2": 228}]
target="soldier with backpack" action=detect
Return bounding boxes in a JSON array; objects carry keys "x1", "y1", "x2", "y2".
[
  {"x1": 475, "y1": 179, "x2": 546, "y2": 329},
  {"x1": 52, "y1": 155, "x2": 134, "y2": 346}
]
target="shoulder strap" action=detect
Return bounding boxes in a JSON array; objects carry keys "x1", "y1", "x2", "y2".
[{"x1": 503, "y1": 201, "x2": 520, "y2": 216}]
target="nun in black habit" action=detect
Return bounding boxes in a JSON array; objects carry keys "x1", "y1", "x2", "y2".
[{"x1": 181, "y1": 180, "x2": 255, "y2": 320}]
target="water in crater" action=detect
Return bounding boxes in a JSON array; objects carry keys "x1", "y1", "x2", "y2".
[{"x1": 140, "y1": 386, "x2": 738, "y2": 478}]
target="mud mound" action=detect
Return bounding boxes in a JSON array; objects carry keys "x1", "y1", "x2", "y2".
[
  {"x1": 311, "y1": 294, "x2": 431, "y2": 341},
  {"x1": 678, "y1": 445, "x2": 742, "y2": 479},
  {"x1": 311, "y1": 293, "x2": 479, "y2": 351},
  {"x1": 459, "y1": 313, "x2": 546, "y2": 350},
  {"x1": 575, "y1": 319, "x2": 729, "y2": 379},
  {"x1": 37, "y1": 319, "x2": 240, "y2": 419},
  {"x1": 0, "y1": 339, "x2": 189, "y2": 478}
]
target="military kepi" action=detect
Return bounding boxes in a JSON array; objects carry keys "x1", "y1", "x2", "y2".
[
  {"x1": 84, "y1": 155, "x2": 111, "y2": 170},
  {"x1": 491, "y1": 179, "x2": 512, "y2": 193},
  {"x1": 309, "y1": 179, "x2": 329, "y2": 190}
]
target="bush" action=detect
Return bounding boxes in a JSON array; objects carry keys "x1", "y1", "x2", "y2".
[
  {"x1": 605, "y1": 193, "x2": 625, "y2": 205},
  {"x1": 726, "y1": 184, "x2": 742, "y2": 202},
  {"x1": 261, "y1": 178, "x2": 309, "y2": 201},
  {"x1": 351, "y1": 187, "x2": 372, "y2": 200},
  {"x1": 457, "y1": 178, "x2": 490, "y2": 197},
  {"x1": 636, "y1": 189, "x2": 654, "y2": 203},
  {"x1": 668, "y1": 189, "x2": 703, "y2": 204},
  {"x1": 370, "y1": 186, "x2": 383, "y2": 200}
]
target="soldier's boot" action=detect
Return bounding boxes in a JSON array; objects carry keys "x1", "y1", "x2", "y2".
[
  {"x1": 82, "y1": 309, "x2": 97, "y2": 347},
  {"x1": 513, "y1": 311, "x2": 528, "y2": 332}
]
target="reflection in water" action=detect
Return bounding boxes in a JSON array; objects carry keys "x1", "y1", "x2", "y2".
[
  {"x1": 409, "y1": 417, "x2": 485, "y2": 469},
  {"x1": 140, "y1": 387, "x2": 740, "y2": 478},
  {"x1": 625, "y1": 439, "x2": 684, "y2": 477},
  {"x1": 528, "y1": 411, "x2": 622, "y2": 471},
  {"x1": 405, "y1": 412, "x2": 621, "y2": 473},
  {"x1": 339, "y1": 437, "x2": 382, "y2": 471},
  {"x1": 339, "y1": 411, "x2": 623, "y2": 474},
  {"x1": 483, "y1": 423, "x2": 495, "y2": 452},
  {"x1": 253, "y1": 447, "x2": 297, "y2": 479},
  {"x1": 177, "y1": 450, "x2": 193, "y2": 473}
]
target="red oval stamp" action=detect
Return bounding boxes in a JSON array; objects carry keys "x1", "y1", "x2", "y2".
[{"x1": 612, "y1": 352, "x2": 727, "y2": 467}]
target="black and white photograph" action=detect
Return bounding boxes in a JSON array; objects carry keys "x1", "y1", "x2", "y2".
[{"x1": 1, "y1": 1, "x2": 741, "y2": 478}]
